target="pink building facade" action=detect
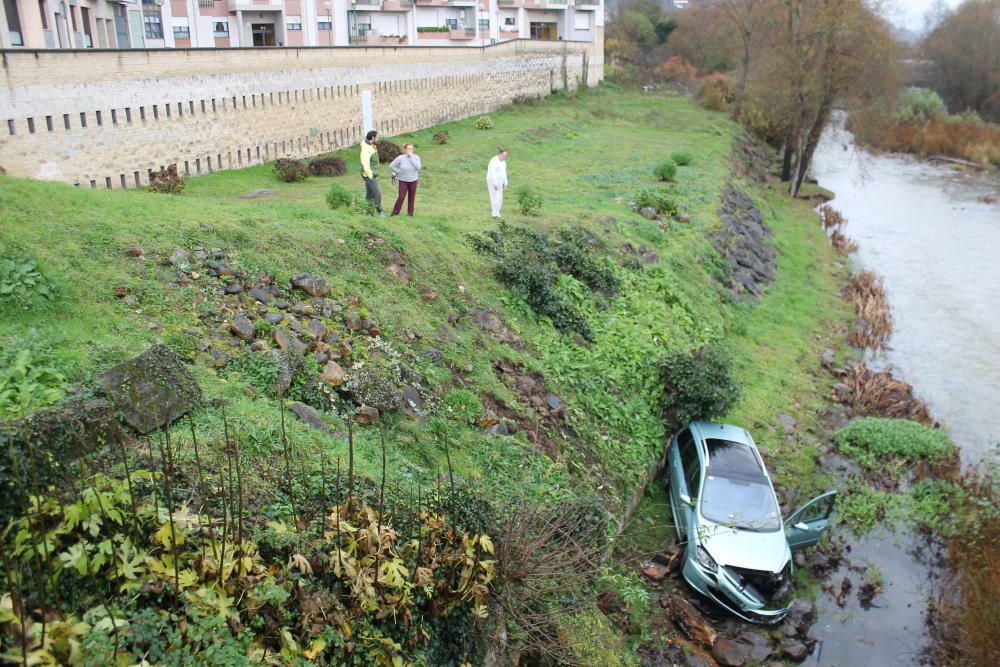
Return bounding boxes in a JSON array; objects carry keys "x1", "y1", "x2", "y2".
[{"x1": 1, "y1": 0, "x2": 602, "y2": 49}]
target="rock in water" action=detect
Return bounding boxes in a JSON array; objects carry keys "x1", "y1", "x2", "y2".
[
  {"x1": 291, "y1": 273, "x2": 329, "y2": 297},
  {"x1": 97, "y1": 345, "x2": 202, "y2": 433}
]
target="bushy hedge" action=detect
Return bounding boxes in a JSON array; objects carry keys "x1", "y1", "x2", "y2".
[
  {"x1": 308, "y1": 155, "x2": 347, "y2": 176},
  {"x1": 835, "y1": 418, "x2": 956, "y2": 470},
  {"x1": 653, "y1": 159, "x2": 678, "y2": 182},
  {"x1": 148, "y1": 165, "x2": 186, "y2": 194},
  {"x1": 273, "y1": 158, "x2": 308, "y2": 183},
  {"x1": 475, "y1": 116, "x2": 494, "y2": 130},
  {"x1": 433, "y1": 131, "x2": 450, "y2": 145},
  {"x1": 376, "y1": 140, "x2": 403, "y2": 164},
  {"x1": 659, "y1": 346, "x2": 740, "y2": 427},
  {"x1": 635, "y1": 189, "x2": 680, "y2": 217},
  {"x1": 516, "y1": 186, "x2": 543, "y2": 215},
  {"x1": 325, "y1": 182, "x2": 354, "y2": 210},
  {"x1": 671, "y1": 151, "x2": 694, "y2": 166}
]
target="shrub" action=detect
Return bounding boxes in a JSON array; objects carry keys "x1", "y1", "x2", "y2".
[
  {"x1": 635, "y1": 189, "x2": 680, "y2": 216},
  {"x1": 375, "y1": 140, "x2": 403, "y2": 164},
  {"x1": 475, "y1": 116, "x2": 494, "y2": 130},
  {"x1": 0, "y1": 254, "x2": 59, "y2": 311},
  {"x1": 433, "y1": 131, "x2": 450, "y2": 145},
  {"x1": 516, "y1": 186, "x2": 543, "y2": 215},
  {"x1": 469, "y1": 221, "x2": 621, "y2": 341},
  {"x1": 441, "y1": 388, "x2": 484, "y2": 424},
  {"x1": 325, "y1": 182, "x2": 354, "y2": 210},
  {"x1": 659, "y1": 345, "x2": 741, "y2": 427},
  {"x1": 308, "y1": 155, "x2": 347, "y2": 176},
  {"x1": 653, "y1": 159, "x2": 678, "y2": 182},
  {"x1": 148, "y1": 165, "x2": 186, "y2": 194},
  {"x1": 670, "y1": 151, "x2": 694, "y2": 166},
  {"x1": 659, "y1": 56, "x2": 697, "y2": 83},
  {"x1": 696, "y1": 73, "x2": 735, "y2": 111},
  {"x1": 273, "y1": 158, "x2": 308, "y2": 183},
  {"x1": 834, "y1": 418, "x2": 956, "y2": 470},
  {"x1": 0, "y1": 349, "x2": 68, "y2": 419},
  {"x1": 893, "y1": 87, "x2": 949, "y2": 125},
  {"x1": 353, "y1": 198, "x2": 379, "y2": 216}
]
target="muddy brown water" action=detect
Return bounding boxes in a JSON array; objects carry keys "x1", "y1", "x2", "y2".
[{"x1": 800, "y1": 119, "x2": 1000, "y2": 665}]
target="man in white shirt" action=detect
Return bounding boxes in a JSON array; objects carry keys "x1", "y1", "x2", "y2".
[{"x1": 486, "y1": 149, "x2": 509, "y2": 219}]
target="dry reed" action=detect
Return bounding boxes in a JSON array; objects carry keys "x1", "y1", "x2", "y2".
[
  {"x1": 840, "y1": 364, "x2": 932, "y2": 425},
  {"x1": 845, "y1": 271, "x2": 892, "y2": 350},
  {"x1": 820, "y1": 205, "x2": 859, "y2": 255}
]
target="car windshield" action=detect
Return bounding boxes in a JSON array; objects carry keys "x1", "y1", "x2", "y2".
[{"x1": 700, "y1": 439, "x2": 781, "y2": 532}]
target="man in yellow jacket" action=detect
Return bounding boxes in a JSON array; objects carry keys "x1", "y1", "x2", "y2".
[{"x1": 360, "y1": 130, "x2": 384, "y2": 216}]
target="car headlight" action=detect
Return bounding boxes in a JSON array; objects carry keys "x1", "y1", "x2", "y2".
[{"x1": 696, "y1": 545, "x2": 718, "y2": 572}]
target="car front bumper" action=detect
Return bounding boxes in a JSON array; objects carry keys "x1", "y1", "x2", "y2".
[{"x1": 681, "y1": 554, "x2": 789, "y2": 624}]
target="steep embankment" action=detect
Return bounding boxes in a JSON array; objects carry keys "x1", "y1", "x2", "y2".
[{"x1": 0, "y1": 88, "x2": 850, "y2": 664}]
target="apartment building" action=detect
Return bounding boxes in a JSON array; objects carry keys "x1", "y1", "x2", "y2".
[{"x1": 1, "y1": 0, "x2": 602, "y2": 49}]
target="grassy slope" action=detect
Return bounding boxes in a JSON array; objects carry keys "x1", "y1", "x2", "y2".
[{"x1": 0, "y1": 87, "x2": 849, "y2": 660}]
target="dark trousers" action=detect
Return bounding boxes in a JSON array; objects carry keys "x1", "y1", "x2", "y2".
[
  {"x1": 363, "y1": 176, "x2": 382, "y2": 213},
  {"x1": 391, "y1": 180, "x2": 419, "y2": 216}
]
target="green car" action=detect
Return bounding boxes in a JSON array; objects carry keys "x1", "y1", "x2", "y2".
[{"x1": 664, "y1": 421, "x2": 836, "y2": 623}]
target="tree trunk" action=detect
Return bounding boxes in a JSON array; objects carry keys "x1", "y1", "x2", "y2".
[
  {"x1": 733, "y1": 36, "x2": 751, "y2": 120},
  {"x1": 781, "y1": 132, "x2": 794, "y2": 182},
  {"x1": 791, "y1": 100, "x2": 833, "y2": 197}
]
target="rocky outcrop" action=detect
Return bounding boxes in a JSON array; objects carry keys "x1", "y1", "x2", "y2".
[{"x1": 709, "y1": 185, "x2": 776, "y2": 303}]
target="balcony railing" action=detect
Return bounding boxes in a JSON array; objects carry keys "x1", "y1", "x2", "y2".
[
  {"x1": 574, "y1": 0, "x2": 599, "y2": 5},
  {"x1": 381, "y1": 0, "x2": 413, "y2": 8},
  {"x1": 352, "y1": 0, "x2": 381, "y2": 5}
]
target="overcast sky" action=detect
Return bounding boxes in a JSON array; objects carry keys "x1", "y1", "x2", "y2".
[{"x1": 884, "y1": 0, "x2": 964, "y2": 33}]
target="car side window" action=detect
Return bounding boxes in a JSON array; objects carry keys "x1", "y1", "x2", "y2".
[
  {"x1": 796, "y1": 494, "x2": 835, "y2": 523},
  {"x1": 678, "y1": 431, "x2": 702, "y2": 496}
]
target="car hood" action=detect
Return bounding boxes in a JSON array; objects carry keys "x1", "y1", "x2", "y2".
[{"x1": 698, "y1": 522, "x2": 790, "y2": 573}]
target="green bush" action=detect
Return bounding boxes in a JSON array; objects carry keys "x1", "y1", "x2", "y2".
[
  {"x1": 0, "y1": 349, "x2": 68, "y2": 419},
  {"x1": 353, "y1": 198, "x2": 379, "y2": 216},
  {"x1": 469, "y1": 221, "x2": 622, "y2": 341},
  {"x1": 325, "y1": 182, "x2": 354, "y2": 210},
  {"x1": 893, "y1": 87, "x2": 949, "y2": 125},
  {"x1": 308, "y1": 155, "x2": 347, "y2": 176},
  {"x1": 475, "y1": 116, "x2": 494, "y2": 130},
  {"x1": 516, "y1": 186, "x2": 543, "y2": 215},
  {"x1": 273, "y1": 158, "x2": 308, "y2": 183},
  {"x1": 635, "y1": 189, "x2": 680, "y2": 216},
  {"x1": 653, "y1": 159, "x2": 678, "y2": 182},
  {"x1": 0, "y1": 254, "x2": 59, "y2": 311},
  {"x1": 441, "y1": 388, "x2": 484, "y2": 423},
  {"x1": 670, "y1": 151, "x2": 694, "y2": 166},
  {"x1": 659, "y1": 346, "x2": 741, "y2": 427},
  {"x1": 834, "y1": 418, "x2": 956, "y2": 470},
  {"x1": 433, "y1": 131, "x2": 450, "y2": 145}
]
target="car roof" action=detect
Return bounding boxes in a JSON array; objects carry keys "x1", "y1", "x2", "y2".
[{"x1": 690, "y1": 421, "x2": 753, "y2": 446}]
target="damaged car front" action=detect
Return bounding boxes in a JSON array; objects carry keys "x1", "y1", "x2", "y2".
[{"x1": 666, "y1": 423, "x2": 834, "y2": 624}]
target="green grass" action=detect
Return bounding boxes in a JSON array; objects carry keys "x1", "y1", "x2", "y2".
[
  {"x1": 835, "y1": 418, "x2": 957, "y2": 470},
  {"x1": 0, "y1": 86, "x2": 848, "y2": 520}
]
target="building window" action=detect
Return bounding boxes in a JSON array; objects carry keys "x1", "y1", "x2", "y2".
[
  {"x1": 444, "y1": 18, "x2": 458, "y2": 29},
  {"x1": 503, "y1": 17, "x2": 515, "y2": 27},
  {"x1": 173, "y1": 19, "x2": 190, "y2": 39},
  {"x1": 143, "y1": 11, "x2": 163, "y2": 39},
  {"x1": 213, "y1": 20, "x2": 229, "y2": 37},
  {"x1": 80, "y1": 6, "x2": 93, "y2": 46},
  {"x1": 286, "y1": 16, "x2": 302, "y2": 31},
  {"x1": 4, "y1": 0, "x2": 24, "y2": 45},
  {"x1": 38, "y1": 0, "x2": 48, "y2": 30},
  {"x1": 479, "y1": 18, "x2": 489, "y2": 31},
  {"x1": 318, "y1": 21, "x2": 332, "y2": 31}
]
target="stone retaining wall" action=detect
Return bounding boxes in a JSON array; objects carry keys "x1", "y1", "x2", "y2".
[{"x1": 0, "y1": 38, "x2": 602, "y2": 187}]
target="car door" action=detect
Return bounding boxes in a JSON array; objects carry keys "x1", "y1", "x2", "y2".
[
  {"x1": 784, "y1": 490, "x2": 837, "y2": 550},
  {"x1": 667, "y1": 428, "x2": 698, "y2": 534}
]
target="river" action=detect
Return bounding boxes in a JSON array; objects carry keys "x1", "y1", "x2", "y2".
[
  {"x1": 798, "y1": 119, "x2": 1000, "y2": 666},
  {"x1": 812, "y1": 118, "x2": 1000, "y2": 467}
]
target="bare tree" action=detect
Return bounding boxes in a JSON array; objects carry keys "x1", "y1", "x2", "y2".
[
  {"x1": 922, "y1": 0, "x2": 1000, "y2": 121},
  {"x1": 717, "y1": 0, "x2": 767, "y2": 118}
]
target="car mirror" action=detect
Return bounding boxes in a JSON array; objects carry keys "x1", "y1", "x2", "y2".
[
  {"x1": 679, "y1": 493, "x2": 694, "y2": 506},
  {"x1": 794, "y1": 522, "x2": 809, "y2": 531}
]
